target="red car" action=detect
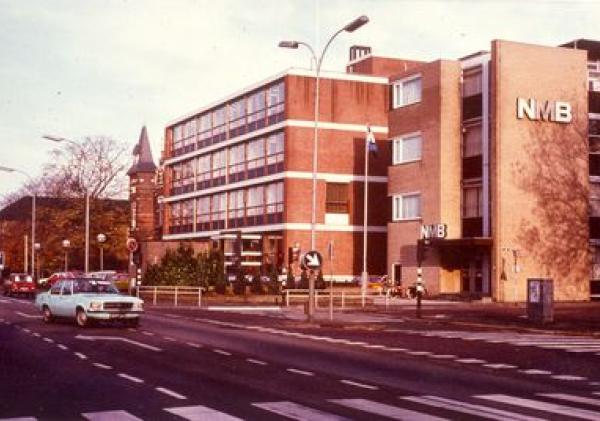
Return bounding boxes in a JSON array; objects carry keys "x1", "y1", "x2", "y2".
[
  {"x1": 3, "y1": 273, "x2": 36, "y2": 298},
  {"x1": 45, "y1": 272, "x2": 80, "y2": 288}
]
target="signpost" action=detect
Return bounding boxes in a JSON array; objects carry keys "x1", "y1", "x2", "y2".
[{"x1": 301, "y1": 250, "x2": 322, "y2": 322}]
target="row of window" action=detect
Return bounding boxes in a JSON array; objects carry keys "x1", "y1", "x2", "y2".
[
  {"x1": 169, "y1": 182, "x2": 284, "y2": 233},
  {"x1": 170, "y1": 132, "x2": 284, "y2": 195},
  {"x1": 171, "y1": 82, "x2": 285, "y2": 156}
]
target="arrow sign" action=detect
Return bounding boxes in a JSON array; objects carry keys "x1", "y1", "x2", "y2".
[{"x1": 302, "y1": 251, "x2": 323, "y2": 269}]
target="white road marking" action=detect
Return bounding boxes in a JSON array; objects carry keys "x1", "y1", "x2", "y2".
[
  {"x1": 253, "y1": 401, "x2": 349, "y2": 421},
  {"x1": 156, "y1": 387, "x2": 187, "y2": 400},
  {"x1": 286, "y1": 368, "x2": 314, "y2": 376},
  {"x1": 428, "y1": 355, "x2": 457, "y2": 359},
  {"x1": 476, "y1": 394, "x2": 600, "y2": 420},
  {"x1": 455, "y1": 358, "x2": 486, "y2": 364},
  {"x1": 43, "y1": 337, "x2": 54, "y2": 344},
  {"x1": 186, "y1": 342, "x2": 203, "y2": 348},
  {"x1": 141, "y1": 331, "x2": 154, "y2": 336},
  {"x1": 538, "y1": 393, "x2": 600, "y2": 407},
  {"x1": 22, "y1": 328, "x2": 30, "y2": 333},
  {"x1": 208, "y1": 306, "x2": 281, "y2": 311},
  {"x1": 15, "y1": 311, "x2": 41, "y2": 319},
  {"x1": 127, "y1": 328, "x2": 137, "y2": 332},
  {"x1": 82, "y1": 410, "x2": 143, "y2": 420},
  {"x1": 57, "y1": 344, "x2": 69, "y2": 351},
  {"x1": 213, "y1": 349, "x2": 232, "y2": 356},
  {"x1": 32, "y1": 332, "x2": 40, "y2": 337},
  {"x1": 246, "y1": 358, "x2": 268, "y2": 366},
  {"x1": 93, "y1": 363, "x2": 113, "y2": 370},
  {"x1": 165, "y1": 405, "x2": 242, "y2": 420},
  {"x1": 330, "y1": 398, "x2": 447, "y2": 420},
  {"x1": 551, "y1": 375, "x2": 587, "y2": 381},
  {"x1": 363, "y1": 344, "x2": 386, "y2": 349},
  {"x1": 163, "y1": 336, "x2": 177, "y2": 342},
  {"x1": 75, "y1": 352, "x2": 88, "y2": 360},
  {"x1": 118, "y1": 373, "x2": 144, "y2": 383},
  {"x1": 483, "y1": 363, "x2": 518, "y2": 369},
  {"x1": 403, "y1": 395, "x2": 545, "y2": 421},
  {"x1": 387, "y1": 347, "x2": 409, "y2": 352},
  {"x1": 0, "y1": 417, "x2": 37, "y2": 421},
  {"x1": 340, "y1": 379, "x2": 379, "y2": 390},
  {"x1": 75, "y1": 335, "x2": 162, "y2": 352},
  {"x1": 406, "y1": 351, "x2": 432, "y2": 356},
  {"x1": 520, "y1": 369, "x2": 552, "y2": 375}
]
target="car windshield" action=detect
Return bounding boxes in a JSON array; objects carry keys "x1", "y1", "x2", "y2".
[{"x1": 72, "y1": 279, "x2": 119, "y2": 294}]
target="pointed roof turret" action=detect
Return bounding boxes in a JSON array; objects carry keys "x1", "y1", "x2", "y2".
[{"x1": 127, "y1": 126, "x2": 157, "y2": 175}]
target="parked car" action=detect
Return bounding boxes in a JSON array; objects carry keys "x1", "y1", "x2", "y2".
[
  {"x1": 35, "y1": 277, "x2": 143, "y2": 327},
  {"x1": 3, "y1": 273, "x2": 36, "y2": 298},
  {"x1": 88, "y1": 271, "x2": 131, "y2": 293}
]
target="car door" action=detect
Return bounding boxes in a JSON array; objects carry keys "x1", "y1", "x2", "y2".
[
  {"x1": 46, "y1": 281, "x2": 63, "y2": 315},
  {"x1": 57, "y1": 281, "x2": 76, "y2": 317}
]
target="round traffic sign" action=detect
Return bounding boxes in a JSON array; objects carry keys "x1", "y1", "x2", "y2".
[
  {"x1": 126, "y1": 237, "x2": 138, "y2": 252},
  {"x1": 301, "y1": 250, "x2": 323, "y2": 270}
]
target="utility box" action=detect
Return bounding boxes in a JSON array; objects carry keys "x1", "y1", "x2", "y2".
[{"x1": 527, "y1": 278, "x2": 554, "y2": 323}]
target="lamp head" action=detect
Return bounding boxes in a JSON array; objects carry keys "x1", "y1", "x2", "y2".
[
  {"x1": 278, "y1": 40, "x2": 299, "y2": 49},
  {"x1": 0, "y1": 165, "x2": 16, "y2": 173},
  {"x1": 42, "y1": 134, "x2": 65, "y2": 142},
  {"x1": 343, "y1": 15, "x2": 369, "y2": 32}
]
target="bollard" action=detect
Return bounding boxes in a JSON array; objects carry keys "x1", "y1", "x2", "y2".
[
  {"x1": 341, "y1": 291, "x2": 346, "y2": 310},
  {"x1": 198, "y1": 288, "x2": 202, "y2": 307},
  {"x1": 286, "y1": 290, "x2": 290, "y2": 307},
  {"x1": 153, "y1": 287, "x2": 157, "y2": 306},
  {"x1": 174, "y1": 287, "x2": 178, "y2": 307}
]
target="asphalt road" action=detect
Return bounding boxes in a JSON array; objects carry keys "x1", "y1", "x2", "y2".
[{"x1": 2, "y1": 296, "x2": 600, "y2": 420}]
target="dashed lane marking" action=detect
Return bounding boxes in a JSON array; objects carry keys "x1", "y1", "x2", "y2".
[
  {"x1": 286, "y1": 368, "x2": 314, "y2": 377},
  {"x1": 551, "y1": 375, "x2": 587, "y2": 381},
  {"x1": 330, "y1": 398, "x2": 446, "y2": 420},
  {"x1": 186, "y1": 342, "x2": 203, "y2": 348},
  {"x1": 156, "y1": 387, "x2": 187, "y2": 400},
  {"x1": 428, "y1": 354, "x2": 458, "y2": 359},
  {"x1": 253, "y1": 401, "x2": 348, "y2": 421},
  {"x1": 15, "y1": 311, "x2": 41, "y2": 319},
  {"x1": 57, "y1": 344, "x2": 69, "y2": 351},
  {"x1": 82, "y1": 410, "x2": 143, "y2": 420},
  {"x1": 340, "y1": 379, "x2": 379, "y2": 390},
  {"x1": 42, "y1": 337, "x2": 54, "y2": 344},
  {"x1": 476, "y1": 394, "x2": 600, "y2": 419},
  {"x1": 32, "y1": 332, "x2": 40, "y2": 337},
  {"x1": 118, "y1": 373, "x2": 144, "y2": 384},
  {"x1": 455, "y1": 358, "x2": 486, "y2": 364},
  {"x1": 484, "y1": 363, "x2": 518, "y2": 369},
  {"x1": 163, "y1": 336, "x2": 177, "y2": 342},
  {"x1": 141, "y1": 331, "x2": 154, "y2": 336},
  {"x1": 213, "y1": 349, "x2": 232, "y2": 356},
  {"x1": 93, "y1": 363, "x2": 113, "y2": 370},
  {"x1": 75, "y1": 352, "x2": 88, "y2": 360},
  {"x1": 520, "y1": 369, "x2": 552, "y2": 375},
  {"x1": 246, "y1": 358, "x2": 268, "y2": 366},
  {"x1": 537, "y1": 393, "x2": 600, "y2": 407},
  {"x1": 165, "y1": 405, "x2": 242, "y2": 421},
  {"x1": 406, "y1": 351, "x2": 433, "y2": 356}
]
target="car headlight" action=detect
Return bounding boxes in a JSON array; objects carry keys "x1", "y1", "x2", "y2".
[{"x1": 89, "y1": 301, "x2": 103, "y2": 311}]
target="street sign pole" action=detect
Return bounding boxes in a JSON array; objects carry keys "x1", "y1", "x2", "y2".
[{"x1": 302, "y1": 250, "x2": 323, "y2": 323}]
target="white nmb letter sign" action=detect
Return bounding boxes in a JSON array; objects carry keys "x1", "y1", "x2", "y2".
[
  {"x1": 516, "y1": 97, "x2": 572, "y2": 123},
  {"x1": 421, "y1": 224, "x2": 447, "y2": 240}
]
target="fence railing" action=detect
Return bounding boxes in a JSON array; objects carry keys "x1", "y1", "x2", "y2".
[
  {"x1": 283, "y1": 289, "x2": 381, "y2": 309},
  {"x1": 137, "y1": 286, "x2": 203, "y2": 307}
]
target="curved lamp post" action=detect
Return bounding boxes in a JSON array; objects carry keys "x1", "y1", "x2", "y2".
[
  {"x1": 279, "y1": 15, "x2": 369, "y2": 321},
  {"x1": 43, "y1": 135, "x2": 90, "y2": 273},
  {"x1": 0, "y1": 166, "x2": 36, "y2": 278}
]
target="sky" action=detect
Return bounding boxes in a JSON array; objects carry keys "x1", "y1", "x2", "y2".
[{"x1": 0, "y1": 0, "x2": 599, "y2": 199}]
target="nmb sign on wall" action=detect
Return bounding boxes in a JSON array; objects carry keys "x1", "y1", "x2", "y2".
[
  {"x1": 420, "y1": 224, "x2": 447, "y2": 240},
  {"x1": 516, "y1": 97, "x2": 572, "y2": 123}
]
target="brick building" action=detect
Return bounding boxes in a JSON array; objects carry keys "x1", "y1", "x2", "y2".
[{"x1": 385, "y1": 39, "x2": 600, "y2": 301}]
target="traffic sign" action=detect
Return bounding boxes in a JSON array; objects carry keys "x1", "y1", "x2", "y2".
[
  {"x1": 301, "y1": 250, "x2": 323, "y2": 270},
  {"x1": 126, "y1": 237, "x2": 138, "y2": 252}
]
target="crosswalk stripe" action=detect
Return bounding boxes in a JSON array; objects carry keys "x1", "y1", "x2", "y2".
[
  {"x1": 330, "y1": 398, "x2": 448, "y2": 420},
  {"x1": 253, "y1": 401, "x2": 349, "y2": 421},
  {"x1": 82, "y1": 410, "x2": 143, "y2": 420},
  {"x1": 0, "y1": 417, "x2": 37, "y2": 421},
  {"x1": 538, "y1": 393, "x2": 600, "y2": 407},
  {"x1": 402, "y1": 395, "x2": 545, "y2": 421},
  {"x1": 475, "y1": 394, "x2": 600, "y2": 420},
  {"x1": 165, "y1": 405, "x2": 242, "y2": 420}
]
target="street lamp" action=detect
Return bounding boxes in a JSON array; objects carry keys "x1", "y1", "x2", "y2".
[
  {"x1": 279, "y1": 14, "x2": 369, "y2": 321},
  {"x1": 62, "y1": 239, "x2": 70, "y2": 272},
  {"x1": 34, "y1": 242, "x2": 41, "y2": 281},
  {"x1": 0, "y1": 166, "x2": 36, "y2": 279},
  {"x1": 43, "y1": 134, "x2": 90, "y2": 273},
  {"x1": 97, "y1": 233, "x2": 106, "y2": 271}
]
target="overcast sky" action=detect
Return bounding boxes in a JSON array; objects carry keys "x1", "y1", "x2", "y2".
[{"x1": 1, "y1": 0, "x2": 598, "y2": 198}]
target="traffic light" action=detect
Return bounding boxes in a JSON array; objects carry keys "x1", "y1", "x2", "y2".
[{"x1": 288, "y1": 246, "x2": 300, "y2": 265}]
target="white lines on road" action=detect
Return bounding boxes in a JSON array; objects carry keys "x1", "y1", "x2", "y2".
[
  {"x1": 156, "y1": 387, "x2": 187, "y2": 400},
  {"x1": 141, "y1": 331, "x2": 155, "y2": 336},
  {"x1": 118, "y1": 373, "x2": 144, "y2": 384},
  {"x1": 22, "y1": 328, "x2": 30, "y2": 333},
  {"x1": 42, "y1": 337, "x2": 54, "y2": 344},
  {"x1": 75, "y1": 335, "x2": 162, "y2": 352},
  {"x1": 331, "y1": 398, "x2": 446, "y2": 420},
  {"x1": 386, "y1": 347, "x2": 408, "y2": 352},
  {"x1": 93, "y1": 363, "x2": 113, "y2": 370},
  {"x1": 484, "y1": 363, "x2": 518, "y2": 369},
  {"x1": 550, "y1": 374, "x2": 587, "y2": 381},
  {"x1": 253, "y1": 401, "x2": 347, "y2": 421},
  {"x1": 32, "y1": 332, "x2": 40, "y2": 337},
  {"x1": 340, "y1": 379, "x2": 379, "y2": 390},
  {"x1": 537, "y1": 393, "x2": 600, "y2": 407},
  {"x1": 476, "y1": 394, "x2": 600, "y2": 419},
  {"x1": 75, "y1": 352, "x2": 88, "y2": 360},
  {"x1": 213, "y1": 349, "x2": 232, "y2": 356},
  {"x1": 286, "y1": 368, "x2": 314, "y2": 377},
  {"x1": 455, "y1": 358, "x2": 486, "y2": 364},
  {"x1": 163, "y1": 336, "x2": 177, "y2": 342},
  {"x1": 428, "y1": 354, "x2": 457, "y2": 359},
  {"x1": 406, "y1": 351, "x2": 432, "y2": 356},
  {"x1": 57, "y1": 344, "x2": 69, "y2": 351},
  {"x1": 165, "y1": 405, "x2": 243, "y2": 421},
  {"x1": 82, "y1": 410, "x2": 143, "y2": 420},
  {"x1": 520, "y1": 369, "x2": 552, "y2": 375},
  {"x1": 186, "y1": 342, "x2": 203, "y2": 349},
  {"x1": 15, "y1": 311, "x2": 41, "y2": 319},
  {"x1": 246, "y1": 358, "x2": 268, "y2": 366}
]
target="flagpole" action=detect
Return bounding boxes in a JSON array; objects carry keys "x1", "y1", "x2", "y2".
[{"x1": 361, "y1": 126, "x2": 372, "y2": 308}]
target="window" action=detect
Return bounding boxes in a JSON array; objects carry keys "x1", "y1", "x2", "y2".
[
  {"x1": 266, "y1": 132, "x2": 284, "y2": 172},
  {"x1": 267, "y1": 82, "x2": 285, "y2": 116},
  {"x1": 229, "y1": 98, "x2": 246, "y2": 134},
  {"x1": 247, "y1": 137, "x2": 265, "y2": 178},
  {"x1": 392, "y1": 76, "x2": 422, "y2": 108},
  {"x1": 228, "y1": 144, "x2": 245, "y2": 178},
  {"x1": 198, "y1": 113, "x2": 212, "y2": 145},
  {"x1": 247, "y1": 185, "x2": 264, "y2": 216},
  {"x1": 392, "y1": 193, "x2": 421, "y2": 220},
  {"x1": 266, "y1": 182, "x2": 284, "y2": 214},
  {"x1": 247, "y1": 90, "x2": 266, "y2": 126},
  {"x1": 212, "y1": 107, "x2": 227, "y2": 141},
  {"x1": 228, "y1": 189, "x2": 245, "y2": 222},
  {"x1": 591, "y1": 182, "x2": 600, "y2": 217},
  {"x1": 463, "y1": 185, "x2": 483, "y2": 218},
  {"x1": 197, "y1": 155, "x2": 211, "y2": 189},
  {"x1": 393, "y1": 132, "x2": 422, "y2": 164},
  {"x1": 131, "y1": 202, "x2": 137, "y2": 229},
  {"x1": 211, "y1": 193, "x2": 226, "y2": 226},
  {"x1": 326, "y1": 183, "x2": 349, "y2": 214},
  {"x1": 211, "y1": 149, "x2": 226, "y2": 186},
  {"x1": 463, "y1": 125, "x2": 482, "y2": 157},
  {"x1": 196, "y1": 197, "x2": 211, "y2": 225},
  {"x1": 462, "y1": 69, "x2": 482, "y2": 97}
]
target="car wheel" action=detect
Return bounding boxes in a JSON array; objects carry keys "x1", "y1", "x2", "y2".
[
  {"x1": 42, "y1": 306, "x2": 53, "y2": 324},
  {"x1": 76, "y1": 309, "x2": 88, "y2": 328}
]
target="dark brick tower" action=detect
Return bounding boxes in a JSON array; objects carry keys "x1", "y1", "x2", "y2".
[{"x1": 128, "y1": 126, "x2": 158, "y2": 242}]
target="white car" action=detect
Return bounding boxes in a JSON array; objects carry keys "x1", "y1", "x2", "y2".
[{"x1": 35, "y1": 277, "x2": 143, "y2": 327}]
